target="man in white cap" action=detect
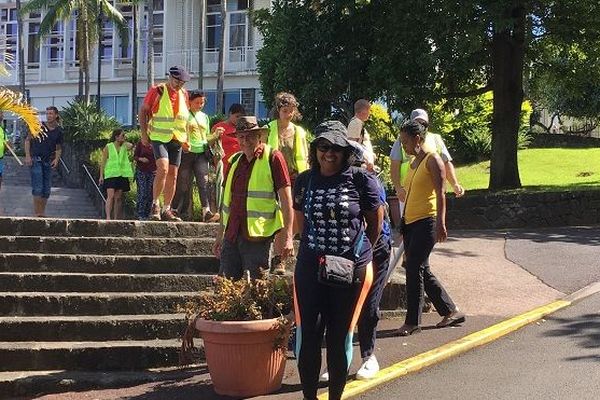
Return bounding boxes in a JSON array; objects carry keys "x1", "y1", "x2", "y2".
[
  {"x1": 390, "y1": 108, "x2": 464, "y2": 216},
  {"x1": 139, "y1": 65, "x2": 191, "y2": 221},
  {"x1": 347, "y1": 99, "x2": 375, "y2": 171}
]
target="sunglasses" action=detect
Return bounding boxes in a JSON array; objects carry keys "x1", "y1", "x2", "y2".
[{"x1": 316, "y1": 143, "x2": 344, "y2": 153}]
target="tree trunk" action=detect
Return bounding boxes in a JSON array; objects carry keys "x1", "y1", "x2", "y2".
[
  {"x1": 97, "y1": 10, "x2": 103, "y2": 111},
  {"x1": 216, "y1": 0, "x2": 226, "y2": 114},
  {"x1": 198, "y1": 0, "x2": 205, "y2": 90},
  {"x1": 146, "y1": 0, "x2": 154, "y2": 89},
  {"x1": 81, "y1": 7, "x2": 91, "y2": 105},
  {"x1": 489, "y1": 3, "x2": 525, "y2": 191},
  {"x1": 132, "y1": 3, "x2": 139, "y2": 125},
  {"x1": 16, "y1": 0, "x2": 26, "y2": 98}
]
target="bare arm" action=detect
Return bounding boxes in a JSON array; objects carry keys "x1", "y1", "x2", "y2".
[
  {"x1": 390, "y1": 159, "x2": 406, "y2": 202},
  {"x1": 444, "y1": 160, "x2": 465, "y2": 197},
  {"x1": 24, "y1": 135, "x2": 32, "y2": 166},
  {"x1": 139, "y1": 103, "x2": 152, "y2": 144},
  {"x1": 212, "y1": 222, "x2": 225, "y2": 259},
  {"x1": 293, "y1": 210, "x2": 304, "y2": 236},
  {"x1": 51, "y1": 144, "x2": 62, "y2": 169},
  {"x1": 277, "y1": 185, "x2": 295, "y2": 258},
  {"x1": 429, "y1": 155, "x2": 447, "y2": 242},
  {"x1": 364, "y1": 205, "x2": 384, "y2": 247}
]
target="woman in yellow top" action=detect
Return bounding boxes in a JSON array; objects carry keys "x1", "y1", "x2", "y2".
[
  {"x1": 99, "y1": 128, "x2": 134, "y2": 220},
  {"x1": 395, "y1": 120, "x2": 464, "y2": 336}
]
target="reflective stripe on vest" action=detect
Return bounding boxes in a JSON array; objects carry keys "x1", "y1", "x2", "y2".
[
  {"x1": 267, "y1": 120, "x2": 309, "y2": 173},
  {"x1": 104, "y1": 142, "x2": 134, "y2": 179},
  {"x1": 148, "y1": 85, "x2": 189, "y2": 143},
  {"x1": 221, "y1": 145, "x2": 284, "y2": 238},
  {"x1": 399, "y1": 133, "x2": 443, "y2": 185},
  {"x1": 188, "y1": 111, "x2": 209, "y2": 153}
]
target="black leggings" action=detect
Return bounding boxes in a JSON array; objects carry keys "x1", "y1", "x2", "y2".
[
  {"x1": 404, "y1": 217, "x2": 456, "y2": 326},
  {"x1": 294, "y1": 257, "x2": 373, "y2": 400}
]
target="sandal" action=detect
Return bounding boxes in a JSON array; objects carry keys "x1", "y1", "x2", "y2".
[
  {"x1": 436, "y1": 312, "x2": 466, "y2": 328},
  {"x1": 395, "y1": 325, "x2": 421, "y2": 336}
]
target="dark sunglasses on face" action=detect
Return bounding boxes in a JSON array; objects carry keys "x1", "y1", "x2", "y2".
[{"x1": 316, "y1": 143, "x2": 344, "y2": 153}]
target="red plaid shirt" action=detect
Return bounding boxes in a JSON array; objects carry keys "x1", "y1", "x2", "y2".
[{"x1": 223, "y1": 144, "x2": 291, "y2": 242}]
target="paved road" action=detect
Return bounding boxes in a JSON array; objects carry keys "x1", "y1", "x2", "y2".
[{"x1": 357, "y1": 291, "x2": 600, "y2": 400}]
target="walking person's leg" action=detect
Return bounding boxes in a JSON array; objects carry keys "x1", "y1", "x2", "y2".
[
  {"x1": 173, "y1": 152, "x2": 193, "y2": 219},
  {"x1": 136, "y1": 171, "x2": 146, "y2": 219},
  {"x1": 30, "y1": 159, "x2": 43, "y2": 216},
  {"x1": 325, "y1": 263, "x2": 373, "y2": 400},
  {"x1": 161, "y1": 141, "x2": 182, "y2": 221},
  {"x1": 398, "y1": 218, "x2": 436, "y2": 335},
  {"x1": 294, "y1": 261, "x2": 326, "y2": 400},
  {"x1": 356, "y1": 236, "x2": 391, "y2": 379},
  {"x1": 114, "y1": 189, "x2": 124, "y2": 220},
  {"x1": 150, "y1": 142, "x2": 170, "y2": 220},
  {"x1": 105, "y1": 188, "x2": 115, "y2": 220},
  {"x1": 39, "y1": 161, "x2": 52, "y2": 216},
  {"x1": 194, "y1": 152, "x2": 213, "y2": 221}
]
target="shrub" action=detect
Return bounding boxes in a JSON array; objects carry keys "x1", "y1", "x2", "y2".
[
  {"x1": 61, "y1": 100, "x2": 120, "y2": 141},
  {"x1": 364, "y1": 103, "x2": 396, "y2": 191}
]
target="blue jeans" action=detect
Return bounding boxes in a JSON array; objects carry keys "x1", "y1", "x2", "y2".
[
  {"x1": 136, "y1": 170, "x2": 155, "y2": 219},
  {"x1": 30, "y1": 158, "x2": 52, "y2": 198}
]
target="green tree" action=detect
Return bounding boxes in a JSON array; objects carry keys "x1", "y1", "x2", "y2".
[{"x1": 21, "y1": 0, "x2": 128, "y2": 105}]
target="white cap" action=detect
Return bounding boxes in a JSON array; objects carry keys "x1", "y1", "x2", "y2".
[{"x1": 410, "y1": 108, "x2": 429, "y2": 124}]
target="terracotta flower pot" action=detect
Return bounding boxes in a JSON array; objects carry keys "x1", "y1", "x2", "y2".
[{"x1": 196, "y1": 317, "x2": 289, "y2": 397}]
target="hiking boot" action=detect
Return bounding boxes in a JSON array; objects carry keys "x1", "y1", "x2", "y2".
[
  {"x1": 270, "y1": 255, "x2": 286, "y2": 275},
  {"x1": 150, "y1": 204, "x2": 161, "y2": 221},
  {"x1": 162, "y1": 209, "x2": 182, "y2": 222},
  {"x1": 203, "y1": 210, "x2": 220, "y2": 223}
]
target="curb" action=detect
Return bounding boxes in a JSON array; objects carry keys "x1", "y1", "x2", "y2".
[{"x1": 318, "y1": 299, "x2": 572, "y2": 400}]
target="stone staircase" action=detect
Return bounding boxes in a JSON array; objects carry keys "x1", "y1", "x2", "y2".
[
  {"x1": 0, "y1": 217, "x2": 406, "y2": 398},
  {"x1": 0, "y1": 158, "x2": 99, "y2": 218}
]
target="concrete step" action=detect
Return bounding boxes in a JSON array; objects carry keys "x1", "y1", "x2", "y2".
[
  {"x1": 0, "y1": 292, "x2": 200, "y2": 316},
  {"x1": 0, "y1": 367, "x2": 206, "y2": 399},
  {"x1": 0, "y1": 236, "x2": 213, "y2": 256},
  {"x1": 0, "y1": 273, "x2": 214, "y2": 293},
  {"x1": 0, "y1": 253, "x2": 219, "y2": 274},
  {"x1": 0, "y1": 314, "x2": 188, "y2": 342},
  {"x1": 0, "y1": 217, "x2": 219, "y2": 238},
  {"x1": 0, "y1": 339, "x2": 202, "y2": 372}
]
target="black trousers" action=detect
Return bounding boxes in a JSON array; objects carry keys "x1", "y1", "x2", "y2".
[
  {"x1": 294, "y1": 256, "x2": 373, "y2": 400},
  {"x1": 404, "y1": 217, "x2": 455, "y2": 326},
  {"x1": 357, "y1": 233, "x2": 392, "y2": 359}
]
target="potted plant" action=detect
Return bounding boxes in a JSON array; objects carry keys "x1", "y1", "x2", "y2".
[{"x1": 181, "y1": 273, "x2": 293, "y2": 397}]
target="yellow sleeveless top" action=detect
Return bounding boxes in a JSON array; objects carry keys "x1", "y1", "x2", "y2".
[{"x1": 404, "y1": 152, "x2": 437, "y2": 224}]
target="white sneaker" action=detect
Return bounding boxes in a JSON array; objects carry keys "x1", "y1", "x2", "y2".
[
  {"x1": 356, "y1": 355, "x2": 379, "y2": 380},
  {"x1": 320, "y1": 369, "x2": 329, "y2": 382}
]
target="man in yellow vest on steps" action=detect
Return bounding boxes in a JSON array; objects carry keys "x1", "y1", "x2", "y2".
[
  {"x1": 212, "y1": 116, "x2": 294, "y2": 280},
  {"x1": 139, "y1": 65, "x2": 191, "y2": 221}
]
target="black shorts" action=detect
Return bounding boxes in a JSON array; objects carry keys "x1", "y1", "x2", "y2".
[
  {"x1": 103, "y1": 177, "x2": 131, "y2": 192},
  {"x1": 151, "y1": 140, "x2": 182, "y2": 167}
]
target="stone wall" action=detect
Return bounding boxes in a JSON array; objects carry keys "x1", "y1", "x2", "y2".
[
  {"x1": 530, "y1": 133, "x2": 600, "y2": 148},
  {"x1": 447, "y1": 190, "x2": 600, "y2": 229}
]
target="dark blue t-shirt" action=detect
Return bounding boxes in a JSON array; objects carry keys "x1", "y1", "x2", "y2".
[
  {"x1": 293, "y1": 166, "x2": 382, "y2": 268},
  {"x1": 30, "y1": 125, "x2": 64, "y2": 161}
]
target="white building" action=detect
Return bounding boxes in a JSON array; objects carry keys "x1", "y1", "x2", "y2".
[{"x1": 0, "y1": 0, "x2": 271, "y2": 130}]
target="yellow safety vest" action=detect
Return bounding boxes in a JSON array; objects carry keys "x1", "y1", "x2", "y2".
[
  {"x1": 188, "y1": 110, "x2": 210, "y2": 153},
  {"x1": 0, "y1": 126, "x2": 5, "y2": 158},
  {"x1": 104, "y1": 142, "x2": 134, "y2": 179},
  {"x1": 222, "y1": 144, "x2": 284, "y2": 238},
  {"x1": 267, "y1": 120, "x2": 309, "y2": 173},
  {"x1": 148, "y1": 85, "x2": 189, "y2": 143},
  {"x1": 399, "y1": 133, "x2": 443, "y2": 186}
]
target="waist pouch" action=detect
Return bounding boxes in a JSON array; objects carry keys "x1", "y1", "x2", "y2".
[{"x1": 318, "y1": 254, "x2": 356, "y2": 288}]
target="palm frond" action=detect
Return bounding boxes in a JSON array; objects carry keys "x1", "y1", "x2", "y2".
[{"x1": 0, "y1": 88, "x2": 42, "y2": 137}]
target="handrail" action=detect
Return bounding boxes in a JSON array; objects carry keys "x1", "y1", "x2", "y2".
[
  {"x1": 82, "y1": 163, "x2": 106, "y2": 204},
  {"x1": 59, "y1": 157, "x2": 70, "y2": 174}
]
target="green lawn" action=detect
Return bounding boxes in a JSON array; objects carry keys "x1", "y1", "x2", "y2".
[{"x1": 456, "y1": 148, "x2": 600, "y2": 192}]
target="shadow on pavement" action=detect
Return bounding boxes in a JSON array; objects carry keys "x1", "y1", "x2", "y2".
[
  {"x1": 506, "y1": 226, "x2": 600, "y2": 246},
  {"x1": 543, "y1": 313, "x2": 600, "y2": 362}
]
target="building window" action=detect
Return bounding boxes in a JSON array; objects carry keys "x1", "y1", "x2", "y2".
[
  {"x1": 142, "y1": 0, "x2": 164, "y2": 62},
  {"x1": 204, "y1": 90, "x2": 241, "y2": 115},
  {"x1": 0, "y1": 7, "x2": 18, "y2": 70},
  {"x1": 117, "y1": 2, "x2": 134, "y2": 61},
  {"x1": 226, "y1": 0, "x2": 249, "y2": 11},
  {"x1": 44, "y1": 22, "x2": 64, "y2": 67},
  {"x1": 67, "y1": 20, "x2": 78, "y2": 67},
  {"x1": 206, "y1": 12, "x2": 222, "y2": 50},
  {"x1": 100, "y1": 95, "x2": 130, "y2": 125},
  {"x1": 100, "y1": 20, "x2": 113, "y2": 62},
  {"x1": 27, "y1": 21, "x2": 41, "y2": 69}
]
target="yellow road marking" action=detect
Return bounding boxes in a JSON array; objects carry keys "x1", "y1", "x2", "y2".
[{"x1": 317, "y1": 299, "x2": 571, "y2": 400}]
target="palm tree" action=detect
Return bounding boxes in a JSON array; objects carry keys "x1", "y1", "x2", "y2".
[
  {"x1": 21, "y1": 0, "x2": 128, "y2": 105},
  {"x1": 198, "y1": 0, "x2": 205, "y2": 90},
  {"x1": 16, "y1": 0, "x2": 26, "y2": 101},
  {"x1": 146, "y1": 0, "x2": 154, "y2": 89}
]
